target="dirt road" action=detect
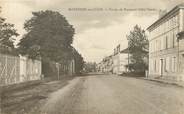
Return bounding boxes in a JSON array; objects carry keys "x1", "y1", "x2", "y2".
[{"x1": 40, "y1": 75, "x2": 184, "y2": 114}]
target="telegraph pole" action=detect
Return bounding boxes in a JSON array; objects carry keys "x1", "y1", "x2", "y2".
[
  {"x1": 128, "y1": 41, "x2": 130, "y2": 72},
  {"x1": 0, "y1": 86, "x2": 1, "y2": 114}
]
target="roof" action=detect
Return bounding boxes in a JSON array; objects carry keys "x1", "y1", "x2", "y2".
[
  {"x1": 120, "y1": 48, "x2": 129, "y2": 53},
  {"x1": 147, "y1": 3, "x2": 184, "y2": 31}
]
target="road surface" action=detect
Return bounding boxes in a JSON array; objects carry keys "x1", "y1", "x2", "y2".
[{"x1": 41, "y1": 75, "x2": 184, "y2": 114}]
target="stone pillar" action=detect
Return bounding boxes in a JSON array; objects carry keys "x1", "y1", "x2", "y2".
[{"x1": 179, "y1": 9, "x2": 184, "y2": 32}]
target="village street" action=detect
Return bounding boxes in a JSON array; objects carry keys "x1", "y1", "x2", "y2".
[
  {"x1": 40, "y1": 75, "x2": 184, "y2": 114},
  {"x1": 1, "y1": 1, "x2": 184, "y2": 114}
]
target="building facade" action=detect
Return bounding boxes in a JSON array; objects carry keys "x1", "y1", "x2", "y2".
[
  {"x1": 112, "y1": 44, "x2": 129, "y2": 74},
  {"x1": 104, "y1": 55, "x2": 113, "y2": 73},
  {"x1": 147, "y1": 4, "x2": 184, "y2": 81},
  {"x1": 97, "y1": 55, "x2": 113, "y2": 73}
]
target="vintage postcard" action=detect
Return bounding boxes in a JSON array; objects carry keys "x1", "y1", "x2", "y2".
[{"x1": 0, "y1": 0, "x2": 184, "y2": 114}]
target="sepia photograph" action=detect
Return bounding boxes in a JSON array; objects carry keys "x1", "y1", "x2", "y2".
[{"x1": 0, "y1": 0, "x2": 184, "y2": 114}]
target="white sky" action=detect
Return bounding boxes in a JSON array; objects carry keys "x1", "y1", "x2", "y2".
[{"x1": 0, "y1": 0, "x2": 183, "y2": 62}]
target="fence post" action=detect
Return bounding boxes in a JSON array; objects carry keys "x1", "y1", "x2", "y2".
[
  {"x1": 56, "y1": 63, "x2": 60, "y2": 80},
  {"x1": 0, "y1": 86, "x2": 1, "y2": 114},
  {"x1": 58, "y1": 65, "x2": 59, "y2": 80},
  {"x1": 5, "y1": 55, "x2": 7, "y2": 84},
  {"x1": 145, "y1": 70, "x2": 148, "y2": 78}
]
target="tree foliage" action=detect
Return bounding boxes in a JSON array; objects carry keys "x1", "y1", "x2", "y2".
[
  {"x1": 84, "y1": 62, "x2": 97, "y2": 73},
  {"x1": 126, "y1": 25, "x2": 148, "y2": 72},
  {"x1": 72, "y1": 47, "x2": 84, "y2": 74},
  {"x1": 18, "y1": 10, "x2": 75, "y2": 61},
  {"x1": 0, "y1": 7, "x2": 19, "y2": 54},
  {"x1": 18, "y1": 10, "x2": 84, "y2": 74}
]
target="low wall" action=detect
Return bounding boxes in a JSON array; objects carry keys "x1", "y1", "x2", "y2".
[{"x1": 0, "y1": 54, "x2": 42, "y2": 86}]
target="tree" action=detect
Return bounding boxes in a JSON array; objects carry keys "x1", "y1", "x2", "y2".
[
  {"x1": 71, "y1": 47, "x2": 84, "y2": 74},
  {"x1": 0, "y1": 7, "x2": 19, "y2": 54},
  {"x1": 84, "y1": 62, "x2": 97, "y2": 73},
  {"x1": 126, "y1": 25, "x2": 148, "y2": 72},
  {"x1": 18, "y1": 10, "x2": 75, "y2": 61}
]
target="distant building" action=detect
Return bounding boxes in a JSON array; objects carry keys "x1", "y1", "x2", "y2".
[
  {"x1": 97, "y1": 55, "x2": 113, "y2": 73},
  {"x1": 112, "y1": 44, "x2": 129, "y2": 75},
  {"x1": 103, "y1": 55, "x2": 113, "y2": 73},
  {"x1": 97, "y1": 43, "x2": 130, "y2": 75},
  {"x1": 147, "y1": 3, "x2": 184, "y2": 81},
  {"x1": 97, "y1": 62, "x2": 104, "y2": 72},
  {"x1": 97, "y1": 61, "x2": 105, "y2": 73}
]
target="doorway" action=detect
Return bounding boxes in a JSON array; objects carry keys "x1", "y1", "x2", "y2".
[{"x1": 160, "y1": 59, "x2": 163, "y2": 76}]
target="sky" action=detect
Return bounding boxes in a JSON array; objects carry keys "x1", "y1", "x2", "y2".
[{"x1": 0, "y1": 0, "x2": 183, "y2": 62}]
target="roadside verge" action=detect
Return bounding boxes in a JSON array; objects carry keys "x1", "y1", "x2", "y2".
[{"x1": 1, "y1": 76, "x2": 74, "y2": 114}]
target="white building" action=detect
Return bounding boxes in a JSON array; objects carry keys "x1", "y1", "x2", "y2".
[
  {"x1": 97, "y1": 55, "x2": 113, "y2": 73},
  {"x1": 147, "y1": 3, "x2": 184, "y2": 81},
  {"x1": 112, "y1": 44, "x2": 129, "y2": 75}
]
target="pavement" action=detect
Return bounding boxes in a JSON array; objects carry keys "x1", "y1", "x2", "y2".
[
  {"x1": 39, "y1": 74, "x2": 184, "y2": 114},
  {"x1": 145, "y1": 77, "x2": 184, "y2": 88}
]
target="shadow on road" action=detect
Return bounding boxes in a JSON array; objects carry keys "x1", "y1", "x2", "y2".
[{"x1": 75, "y1": 72, "x2": 112, "y2": 77}]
